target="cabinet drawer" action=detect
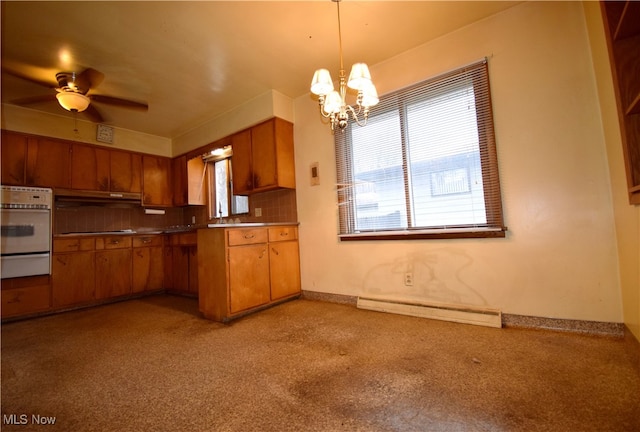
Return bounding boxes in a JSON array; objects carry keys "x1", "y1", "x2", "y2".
[
  {"x1": 268, "y1": 226, "x2": 298, "y2": 242},
  {"x1": 170, "y1": 232, "x2": 197, "y2": 246},
  {"x1": 53, "y1": 238, "x2": 95, "y2": 252},
  {"x1": 133, "y1": 235, "x2": 163, "y2": 248},
  {"x1": 96, "y1": 236, "x2": 132, "y2": 250},
  {"x1": 1, "y1": 283, "x2": 51, "y2": 318},
  {"x1": 227, "y1": 228, "x2": 268, "y2": 246}
]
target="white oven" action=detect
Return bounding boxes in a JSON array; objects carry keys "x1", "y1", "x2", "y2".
[{"x1": 0, "y1": 186, "x2": 52, "y2": 279}]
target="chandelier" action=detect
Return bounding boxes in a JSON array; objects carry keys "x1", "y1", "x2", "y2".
[{"x1": 310, "y1": 0, "x2": 379, "y2": 132}]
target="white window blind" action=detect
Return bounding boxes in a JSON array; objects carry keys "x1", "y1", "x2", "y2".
[{"x1": 335, "y1": 59, "x2": 505, "y2": 240}]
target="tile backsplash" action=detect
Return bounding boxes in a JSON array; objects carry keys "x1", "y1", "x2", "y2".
[{"x1": 54, "y1": 188, "x2": 298, "y2": 234}]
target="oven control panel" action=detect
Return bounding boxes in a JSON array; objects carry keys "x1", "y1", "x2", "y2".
[{"x1": 0, "y1": 186, "x2": 53, "y2": 209}]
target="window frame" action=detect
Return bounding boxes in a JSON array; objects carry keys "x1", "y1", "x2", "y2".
[{"x1": 335, "y1": 59, "x2": 506, "y2": 241}]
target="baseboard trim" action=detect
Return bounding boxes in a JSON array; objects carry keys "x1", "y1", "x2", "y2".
[
  {"x1": 503, "y1": 313, "x2": 625, "y2": 337},
  {"x1": 301, "y1": 290, "x2": 625, "y2": 337},
  {"x1": 301, "y1": 290, "x2": 357, "y2": 306}
]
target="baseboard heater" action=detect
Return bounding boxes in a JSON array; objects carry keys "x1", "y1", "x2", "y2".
[{"x1": 357, "y1": 297, "x2": 502, "y2": 328}]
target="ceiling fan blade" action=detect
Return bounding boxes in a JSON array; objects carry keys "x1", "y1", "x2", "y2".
[
  {"x1": 10, "y1": 94, "x2": 57, "y2": 105},
  {"x1": 90, "y1": 94, "x2": 148, "y2": 111},
  {"x1": 2, "y1": 66, "x2": 57, "y2": 89},
  {"x1": 82, "y1": 105, "x2": 104, "y2": 123},
  {"x1": 75, "y1": 68, "x2": 104, "y2": 94}
]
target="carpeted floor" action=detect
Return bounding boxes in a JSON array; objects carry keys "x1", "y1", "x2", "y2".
[{"x1": 1, "y1": 294, "x2": 639, "y2": 432}]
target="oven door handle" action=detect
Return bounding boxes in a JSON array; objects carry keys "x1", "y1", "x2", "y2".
[{"x1": 1, "y1": 252, "x2": 50, "y2": 258}]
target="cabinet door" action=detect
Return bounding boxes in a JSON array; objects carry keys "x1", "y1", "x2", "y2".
[
  {"x1": 228, "y1": 244, "x2": 270, "y2": 313},
  {"x1": 95, "y1": 249, "x2": 132, "y2": 299},
  {"x1": 52, "y1": 252, "x2": 95, "y2": 307},
  {"x1": 231, "y1": 129, "x2": 253, "y2": 195},
  {"x1": 26, "y1": 138, "x2": 71, "y2": 188},
  {"x1": 187, "y1": 157, "x2": 207, "y2": 205},
  {"x1": 111, "y1": 150, "x2": 142, "y2": 193},
  {"x1": 269, "y1": 240, "x2": 301, "y2": 300},
  {"x1": 132, "y1": 246, "x2": 164, "y2": 293},
  {"x1": 71, "y1": 144, "x2": 110, "y2": 191},
  {"x1": 1, "y1": 130, "x2": 27, "y2": 185},
  {"x1": 251, "y1": 120, "x2": 278, "y2": 190},
  {"x1": 171, "y1": 246, "x2": 190, "y2": 292},
  {"x1": 172, "y1": 155, "x2": 188, "y2": 206},
  {"x1": 188, "y1": 246, "x2": 199, "y2": 294},
  {"x1": 142, "y1": 155, "x2": 173, "y2": 206}
]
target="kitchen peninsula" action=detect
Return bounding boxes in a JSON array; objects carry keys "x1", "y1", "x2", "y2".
[{"x1": 197, "y1": 223, "x2": 301, "y2": 322}]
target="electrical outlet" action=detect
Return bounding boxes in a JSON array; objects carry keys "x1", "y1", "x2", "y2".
[
  {"x1": 255, "y1": 207, "x2": 262, "y2": 217},
  {"x1": 404, "y1": 272, "x2": 413, "y2": 286}
]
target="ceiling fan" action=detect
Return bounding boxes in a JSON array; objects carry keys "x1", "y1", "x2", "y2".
[{"x1": 2, "y1": 65, "x2": 148, "y2": 123}]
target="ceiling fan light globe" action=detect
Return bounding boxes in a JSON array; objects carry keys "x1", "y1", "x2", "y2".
[{"x1": 56, "y1": 92, "x2": 90, "y2": 112}]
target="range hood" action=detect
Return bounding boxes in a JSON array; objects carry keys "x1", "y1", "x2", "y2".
[{"x1": 54, "y1": 188, "x2": 142, "y2": 205}]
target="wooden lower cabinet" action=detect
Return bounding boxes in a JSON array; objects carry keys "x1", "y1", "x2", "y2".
[
  {"x1": 165, "y1": 232, "x2": 198, "y2": 296},
  {"x1": 198, "y1": 224, "x2": 301, "y2": 322},
  {"x1": 132, "y1": 236, "x2": 164, "y2": 293},
  {"x1": 96, "y1": 249, "x2": 132, "y2": 299},
  {"x1": 269, "y1": 239, "x2": 301, "y2": 301},
  {"x1": 52, "y1": 250, "x2": 96, "y2": 307},
  {"x1": 1, "y1": 275, "x2": 51, "y2": 318},
  {"x1": 228, "y1": 243, "x2": 271, "y2": 313}
]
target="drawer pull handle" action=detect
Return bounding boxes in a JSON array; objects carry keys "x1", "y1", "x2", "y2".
[
  {"x1": 109, "y1": 240, "x2": 120, "y2": 245},
  {"x1": 280, "y1": 232, "x2": 288, "y2": 237},
  {"x1": 271, "y1": 247, "x2": 279, "y2": 256},
  {"x1": 244, "y1": 234, "x2": 255, "y2": 239}
]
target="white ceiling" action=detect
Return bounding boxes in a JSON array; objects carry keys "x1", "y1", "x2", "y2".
[{"x1": 1, "y1": 1, "x2": 519, "y2": 139}]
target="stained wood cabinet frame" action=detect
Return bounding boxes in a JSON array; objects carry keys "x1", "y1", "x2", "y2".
[{"x1": 601, "y1": 1, "x2": 640, "y2": 204}]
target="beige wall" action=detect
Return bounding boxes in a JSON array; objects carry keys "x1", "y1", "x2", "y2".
[
  {"x1": 583, "y1": 2, "x2": 640, "y2": 339},
  {"x1": 294, "y1": 1, "x2": 624, "y2": 323},
  {"x1": 0, "y1": 104, "x2": 172, "y2": 156}
]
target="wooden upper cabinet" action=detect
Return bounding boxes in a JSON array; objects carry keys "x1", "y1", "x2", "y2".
[
  {"x1": 110, "y1": 150, "x2": 142, "y2": 193},
  {"x1": 26, "y1": 137, "x2": 71, "y2": 188},
  {"x1": 231, "y1": 118, "x2": 295, "y2": 195},
  {"x1": 231, "y1": 129, "x2": 253, "y2": 195},
  {"x1": 1, "y1": 130, "x2": 28, "y2": 185},
  {"x1": 172, "y1": 155, "x2": 206, "y2": 206},
  {"x1": 172, "y1": 156, "x2": 188, "y2": 206},
  {"x1": 601, "y1": 1, "x2": 640, "y2": 204},
  {"x1": 71, "y1": 143, "x2": 110, "y2": 191},
  {"x1": 142, "y1": 155, "x2": 173, "y2": 206},
  {"x1": 70, "y1": 144, "x2": 142, "y2": 193},
  {"x1": 251, "y1": 120, "x2": 280, "y2": 191}
]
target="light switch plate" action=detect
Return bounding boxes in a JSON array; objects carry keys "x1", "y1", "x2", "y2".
[{"x1": 310, "y1": 162, "x2": 320, "y2": 186}]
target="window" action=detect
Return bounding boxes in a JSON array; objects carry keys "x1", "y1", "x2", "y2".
[
  {"x1": 335, "y1": 59, "x2": 505, "y2": 240},
  {"x1": 205, "y1": 147, "x2": 249, "y2": 220}
]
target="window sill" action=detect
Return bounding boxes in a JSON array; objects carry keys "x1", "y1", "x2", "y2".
[{"x1": 339, "y1": 227, "x2": 507, "y2": 241}]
